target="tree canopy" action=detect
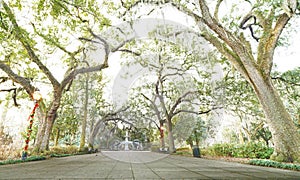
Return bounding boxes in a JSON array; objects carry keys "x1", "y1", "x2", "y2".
[{"x1": 0, "y1": 0, "x2": 300, "y2": 163}]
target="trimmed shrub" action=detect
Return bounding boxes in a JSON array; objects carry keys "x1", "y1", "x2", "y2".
[
  {"x1": 249, "y1": 159, "x2": 300, "y2": 171},
  {"x1": 0, "y1": 156, "x2": 46, "y2": 165}
]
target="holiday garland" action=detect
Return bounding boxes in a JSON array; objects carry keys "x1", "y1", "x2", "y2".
[{"x1": 22, "y1": 102, "x2": 39, "y2": 160}]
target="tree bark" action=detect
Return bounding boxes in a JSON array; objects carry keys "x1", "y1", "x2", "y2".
[
  {"x1": 193, "y1": 1, "x2": 300, "y2": 162},
  {"x1": 35, "y1": 92, "x2": 61, "y2": 151},
  {"x1": 166, "y1": 117, "x2": 175, "y2": 153},
  {"x1": 80, "y1": 74, "x2": 89, "y2": 150},
  {"x1": 250, "y1": 76, "x2": 300, "y2": 162},
  {"x1": 54, "y1": 129, "x2": 60, "y2": 146},
  {"x1": 159, "y1": 122, "x2": 165, "y2": 150}
]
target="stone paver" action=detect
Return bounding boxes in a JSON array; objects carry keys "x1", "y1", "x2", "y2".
[{"x1": 0, "y1": 151, "x2": 300, "y2": 179}]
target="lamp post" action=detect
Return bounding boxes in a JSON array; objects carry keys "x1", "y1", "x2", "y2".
[{"x1": 21, "y1": 91, "x2": 42, "y2": 160}]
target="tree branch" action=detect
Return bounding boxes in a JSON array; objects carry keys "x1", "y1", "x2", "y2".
[
  {"x1": 272, "y1": 76, "x2": 300, "y2": 86},
  {"x1": 0, "y1": 87, "x2": 20, "y2": 106},
  {"x1": 111, "y1": 37, "x2": 136, "y2": 52},
  {"x1": 0, "y1": 77, "x2": 9, "y2": 83},
  {"x1": 201, "y1": 32, "x2": 251, "y2": 82},
  {"x1": 2, "y1": 1, "x2": 60, "y2": 88},
  {"x1": 214, "y1": 0, "x2": 224, "y2": 21},
  {"x1": 61, "y1": 64, "x2": 108, "y2": 90},
  {"x1": 31, "y1": 22, "x2": 84, "y2": 59},
  {"x1": 169, "y1": 91, "x2": 198, "y2": 116},
  {"x1": 118, "y1": 49, "x2": 141, "y2": 56},
  {"x1": 173, "y1": 106, "x2": 223, "y2": 116},
  {"x1": 141, "y1": 93, "x2": 163, "y2": 122},
  {"x1": 0, "y1": 62, "x2": 36, "y2": 96},
  {"x1": 258, "y1": 13, "x2": 290, "y2": 75}
]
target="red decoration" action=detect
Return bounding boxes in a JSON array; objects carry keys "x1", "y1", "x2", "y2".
[{"x1": 22, "y1": 102, "x2": 39, "y2": 160}]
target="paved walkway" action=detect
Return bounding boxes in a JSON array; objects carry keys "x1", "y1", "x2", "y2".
[{"x1": 1, "y1": 151, "x2": 300, "y2": 179}]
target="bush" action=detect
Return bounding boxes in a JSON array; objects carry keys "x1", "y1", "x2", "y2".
[
  {"x1": 206, "y1": 142, "x2": 273, "y2": 159},
  {"x1": 0, "y1": 145, "x2": 85, "y2": 165},
  {"x1": 208, "y1": 143, "x2": 234, "y2": 157},
  {"x1": 150, "y1": 142, "x2": 160, "y2": 152},
  {"x1": 231, "y1": 142, "x2": 273, "y2": 159},
  {"x1": 200, "y1": 148, "x2": 208, "y2": 156},
  {"x1": 0, "y1": 127, "x2": 20, "y2": 160},
  {"x1": 50, "y1": 154, "x2": 72, "y2": 158},
  {"x1": 0, "y1": 156, "x2": 46, "y2": 166},
  {"x1": 249, "y1": 159, "x2": 300, "y2": 171},
  {"x1": 31, "y1": 145, "x2": 82, "y2": 158},
  {"x1": 174, "y1": 151, "x2": 192, "y2": 156},
  {"x1": 174, "y1": 147, "x2": 192, "y2": 156},
  {"x1": 48, "y1": 146, "x2": 79, "y2": 155},
  {"x1": 50, "y1": 146, "x2": 77, "y2": 154}
]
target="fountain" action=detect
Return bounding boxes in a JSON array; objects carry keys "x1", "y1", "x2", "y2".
[{"x1": 118, "y1": 129, "x2": 134, "y2": 151}]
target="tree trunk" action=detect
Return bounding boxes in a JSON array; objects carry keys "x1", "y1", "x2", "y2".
[
  {"x1": 238, "y1": 130, "x2": 244, "y2": 144},
  {"x1": 159, "y1": 123, "x2": 165, "y2": 150},
  {"x1": 166, "y1": 118, "x2": 175, "y2": 153},
  {"x1": 80, "y1": 74, "x2": 89, "y2": 150},
  {"x1": 188, "y1": 140, "x2": 193, "y2": 149},
  {"x1": 35, "y1": 114, "x2": 46, "y2": 151},
  {"x1": 242, "y1": 127, "x2": 252, "y2": 143},
  {"x1": 195, "y1": 131, "x2": 200, "y2": 147},
  {"x1": 54, "y1": 129, "x2": 60, "y2": 146},
  {"x1": 35, "y1": 93, "x2": 61, "y2": 151},
  {"x1": 43, "y1": 114, "x2": 56, "y2": 150},
  {"x1": 89, "y1": 119, "x2": 104, "y2": 150},
  {"x1": 251, "y1": 76, "x2": 300, "y2": 162}
]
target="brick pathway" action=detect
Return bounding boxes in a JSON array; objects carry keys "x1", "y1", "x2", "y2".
[{"x1": 1, "y1": 151, "x2": 300, "y2": 179}]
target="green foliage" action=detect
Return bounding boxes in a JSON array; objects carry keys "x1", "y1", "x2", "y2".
[
  {"x1": 208, "y1": 143, "x2": 234, "y2": 157},
  {"x1": 50, "y1": 146, "x2": 79, "y2": 155},
  {"x1": 34, "y1": 145, "x2": 84, "y2": 158},
  {"x1": 272, "y1": 68, "x2": 300, "y2": 128},
  {"x1": 184, "y1": 117, "x2": 206, "y2": 147},
  {"x1": 174, "y1": 151, "x2": 192, "y2": 156},
  {"x1": 232, "y1": 143, "x2": 274, "y2": 159},
  {"x1": 249, "y1": 159, "x2": 300, "y2": 171},
  {"x1": 150, "y1": 142, "x2": 161, "y2": 152},
  {"x1": 50, "y1": 153, "x2": 72, "y2": 158},
  {"x1": 252, "y1": 123, "x2": 272, "y2": 145},
  {"x1": 199, "y1": 148, "x2": 208, "y2": 156},
  {"x1": 0, "y1": 156, "x2": 46, "y2": 166},
  {"x1": 0, "y1": 146, "x2": 86, "y2": 165},
  {"x1": 52, "y1": 91, "x2": 80, "y2": 146},
  {"x1": 206, "y1": 143, "x2": 273, "y2": 159}
]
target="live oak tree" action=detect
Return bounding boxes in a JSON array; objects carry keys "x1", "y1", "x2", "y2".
[
  {"x1": 119, "y1": 0, "x2": 300, "y2": 162},
  {"x1": 0, "y1": 0, "x2": 129, "y2": 151},
  {"x1": 88, "y1": 106, "x2": 135, "y2": 150},
  {"x1": 125, "y1": 39, "x2": 218, "y2": 153}
]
